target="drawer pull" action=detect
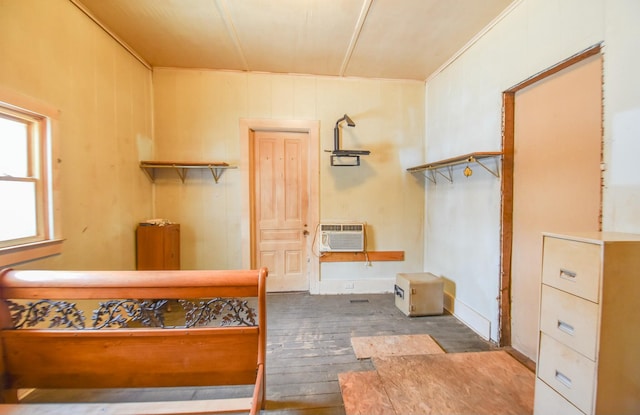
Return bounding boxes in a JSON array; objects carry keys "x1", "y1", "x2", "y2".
[
  {"x1": 555, "y1": 370, "x2": 572, "y2": 388},
  {"x1": 557, "y1": 320, "x2": 575, "y2": 336},
  {"x1": 559, "y1": 268, "x2": 577, "y2": 281}
]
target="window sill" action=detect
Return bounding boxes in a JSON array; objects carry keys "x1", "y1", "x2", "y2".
[{"x1": 0, "y1": 239, "x2": 64, "y2": 268}]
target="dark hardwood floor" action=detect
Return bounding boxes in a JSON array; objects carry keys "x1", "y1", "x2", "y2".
[
  {"x1": 22, "y1": 292, "x2": 496, "y2": 414},
  {"x1": 263, "y1": 292, "x2": 494, "y2": 414}
]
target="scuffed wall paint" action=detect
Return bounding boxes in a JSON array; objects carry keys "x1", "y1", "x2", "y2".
[
  {"x1": 152, "y1": 69, "x2": 425, "y2": 290},
  {"x1": 0, "y1": 0, "x2": 154, "y2": 270},
  {"x1": 423, "y1": 0, "x2": 640, "y2": 350}
]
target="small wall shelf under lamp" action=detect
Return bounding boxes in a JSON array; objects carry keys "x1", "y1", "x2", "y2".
[{"x1": 329, "y1": 114, "x2": 370, "y2": 166}]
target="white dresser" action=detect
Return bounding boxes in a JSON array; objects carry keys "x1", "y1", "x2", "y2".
[{"x1": 534, "y1": 232, "x2": 640, "y2": 415}]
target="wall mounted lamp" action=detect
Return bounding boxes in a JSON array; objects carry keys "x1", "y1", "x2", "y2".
[{"x1": 330, "y1": 114, "x2": 370, "y2": 167}]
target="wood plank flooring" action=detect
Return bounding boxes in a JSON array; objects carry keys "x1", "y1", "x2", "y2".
[
  {"x1": 264, "y1": 293, "x2": 495, "y2": 414},
  {"x1": 350, "y1": 334, "x2": 444, "y2": 359},
  {"x1": 21, "y1": 292, "x2": 497, "y2": 414},
  {"x1": 356, "y1": 351, "x2": 535, "y2": 415}
]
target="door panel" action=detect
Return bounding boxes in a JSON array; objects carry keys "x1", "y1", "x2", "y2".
[
  {"x1": 510, "y1": 54, "x2": 602, "y2": 359},
  {"x1": 253, "y1": 131, "x2": 309, "y2": 292}
]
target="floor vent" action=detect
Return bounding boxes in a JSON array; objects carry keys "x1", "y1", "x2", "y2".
[{"x1": 350, "y1": 299, "x2": 369, "y2": 304}]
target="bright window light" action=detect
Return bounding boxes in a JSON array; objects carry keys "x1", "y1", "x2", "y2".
[
  {"x1": 0, "y1": 107, "x2": 45, "y2": 248},
  {"x1": 0, "y1": 91, "x2": 61, "y2": 267}
]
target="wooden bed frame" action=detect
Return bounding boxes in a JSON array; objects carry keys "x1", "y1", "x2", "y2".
[{"x1": 0, "y1": 267, "x2": 267, "y2": 415}]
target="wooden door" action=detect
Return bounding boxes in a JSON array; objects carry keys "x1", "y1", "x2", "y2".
[
  {"x1": 508, "y1": 53, "x2": 602, "y2": 359},
  {"x1": 253, "y1": 130, "x2": 309, "y2": 292}
]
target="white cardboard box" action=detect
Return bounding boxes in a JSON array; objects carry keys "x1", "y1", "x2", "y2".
[{"x1": 394, "y1": 272, "x2": 444, "y2": 316}]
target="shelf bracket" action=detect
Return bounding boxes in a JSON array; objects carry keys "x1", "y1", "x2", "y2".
[
  {"x1": 472, "y1": 156, "x2": 500, "y2": 178},
  {"x1": 142, "y1": 167, "x2": 156, "y2": 183},
  {"x1": 429, "y1": 170, "x2": 437, "y2": 184},
  {"x1": 208, "y1": 166, "x2": 226, "y2": 183},
  {"x1": 423, "y1": 170, "x2": 436, "y2": 184},
  {"x1": 435, "y1": 166, "x2": 454, "y2": 183},
  {"x1": 171, "y1": 165, "x2": 187, "y2": 183}
]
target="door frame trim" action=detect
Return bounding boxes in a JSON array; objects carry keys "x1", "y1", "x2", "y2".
[
  {"x1": 240, "y1": 119, "x2": 320, "y2": 291},
  {"x1": 499, "y1": 43, "x2": 602, "y2": 346}
]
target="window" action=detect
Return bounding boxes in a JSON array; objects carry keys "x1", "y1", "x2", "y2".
[{"x1": 0, "y1": 89, "x2": 61, "y2": 267}]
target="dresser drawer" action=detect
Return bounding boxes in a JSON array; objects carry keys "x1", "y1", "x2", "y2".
[
  {"x1": 538, "y1": 333, "x2": 596, "y2": 414},
  {"x1": 534, "y1": 378, "x2": 585, "y2": 415},
  {"x1": 542, "y1": 236, "x2": 601, "y2": 302},
  {"x1": 540, "y1": 284, "x2": 599, "y2": 360}
]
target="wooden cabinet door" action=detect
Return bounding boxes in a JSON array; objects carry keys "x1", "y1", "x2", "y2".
[
  {"x1": 162, "y1": 224, "x2": 180, "y2": 269},
  {"x1": 136, "y1": 224, "x2": 180, "y2": 270}
]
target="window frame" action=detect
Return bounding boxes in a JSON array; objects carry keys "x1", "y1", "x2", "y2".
[{"x1": 0, "y1": 87, "x2": 62, "y2": 267}]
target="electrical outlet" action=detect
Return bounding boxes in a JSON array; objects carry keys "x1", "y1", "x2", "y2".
[{"x1": 344, "y1": 282, "x2": 354, "y2": 289}]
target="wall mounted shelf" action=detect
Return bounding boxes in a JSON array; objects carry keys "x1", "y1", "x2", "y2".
[
  {"x1": 140, "y1": 161, "x2": 237, "y2": 183},
  {"x1": 319, "y1": 251, "x2": 404, "y2": 262},
  {"x1": 407, "y1": 152, "x2": 502, "y2": 184}
]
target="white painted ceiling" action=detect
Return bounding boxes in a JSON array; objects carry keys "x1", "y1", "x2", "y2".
[{"x1": 73, "y1": 0, "x2": 514, "y2": 81}]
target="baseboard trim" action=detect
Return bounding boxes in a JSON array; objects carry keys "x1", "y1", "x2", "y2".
[
  {"x1": 314, "y1": 278, "x2": 394, "y2": 295},
  {"x1": 444, "y1": 292, "x2": 491, "y2": 340}
]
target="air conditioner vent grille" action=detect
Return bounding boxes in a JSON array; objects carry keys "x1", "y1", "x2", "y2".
[
  {"x1": 319, "y1": 223, "x2": 365, "y2": 252},
  {"x1": 320, "y1": 224, "x2": 364, "y2": 232}
]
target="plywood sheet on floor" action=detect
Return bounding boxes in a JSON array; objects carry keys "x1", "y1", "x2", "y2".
[
  {"x1": 338, "y1": 371, "x2": 395, "y2": 415},
  {"x1": 350, "y1": 334, "x2": 444, "y2": 359},
  {"x1": 372, "y1": 350, "x2": 534, "y2": 415}
]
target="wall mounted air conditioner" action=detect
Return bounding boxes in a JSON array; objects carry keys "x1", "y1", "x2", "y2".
[{"x1": 319, "y1": 223, "x2": 365, "y2": 252}]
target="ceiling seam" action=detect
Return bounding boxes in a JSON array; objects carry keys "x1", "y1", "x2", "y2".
[
  {"x1": 339, "y1": 0, "x2": 374, "y2": 77},
  {"x1": 216, "y1": 0, "x2": 249, "y2": 71},
  {"x1": 68, "y1": 0, "x2": 151, "y2": 70},
  {"x1": 425, "y1": 0, "x2": 524, "y2": 83}
]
